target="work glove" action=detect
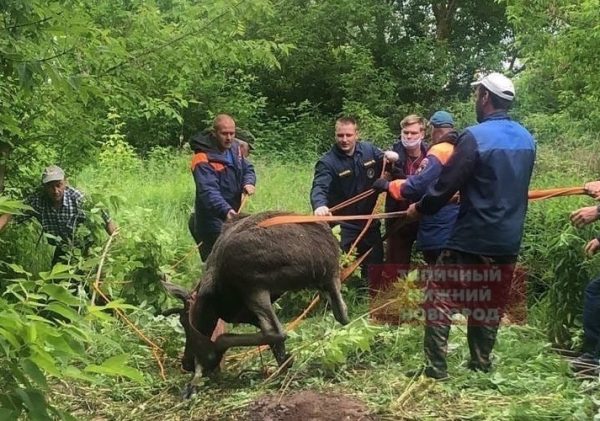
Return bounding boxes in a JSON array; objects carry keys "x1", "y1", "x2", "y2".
[
  {"x1": 384, "y1": 150, "x2": 400, "y2": 163},
  {"x1": 372, "y1": 178, "x2": 390, "y2": 193},
  {"x1": 314, "y1": 206, "x2": 331, "y2": 216}
]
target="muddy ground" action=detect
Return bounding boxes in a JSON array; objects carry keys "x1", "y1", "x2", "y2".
[{"x1": 242, "y1": 390, "x2": 378, "y2": 421}]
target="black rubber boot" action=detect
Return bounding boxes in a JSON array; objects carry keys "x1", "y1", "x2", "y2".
[
  {"x1": 467, "y1": 324, "x2": 498, "y2": 372},
  {"x1": 424, "y1": 324, "x2": 451, "y2": 379}
]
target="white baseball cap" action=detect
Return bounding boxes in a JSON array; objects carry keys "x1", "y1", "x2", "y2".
[{"x1": 471, "y1": 72, "x2": 515, "y2": 101}]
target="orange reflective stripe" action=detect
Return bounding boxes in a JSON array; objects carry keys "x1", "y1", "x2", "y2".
[
  {"x1": 428, "y1": 142, "x2": 454, "y2": 165},
  {"x1": 190, "y1": 153, "x2": 209, "y2": 171},
  {"x1": 190, "y1": 153, "x2": 226, "y2": 172},
  {"x1": 388, "y1": 179, "x2": 405, "y2": 201},
  {"x1": 210, "y1": 162, "x2": 225, "y2": 172}
]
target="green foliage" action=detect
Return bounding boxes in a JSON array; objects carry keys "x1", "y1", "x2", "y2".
[
  {"x1": 507, "y1": 0, "x2": 600, "y2": 133},
  {"x1": 0, "y1": 265, "x2": 146, "y2": 420},
  {"x1": 290, "y1": 317, "x2": 380, "y2": 371}
]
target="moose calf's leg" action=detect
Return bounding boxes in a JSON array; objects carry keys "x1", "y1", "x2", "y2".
[
  {"x1": 270, "y1": 340, "x2": 293, "y2": 368},
  {"x1": 324, "y1": 281, "x2": 350, "y2": 325},
  {"x1": 214, "y1": 290, "x2": 287, "y2": 352}
]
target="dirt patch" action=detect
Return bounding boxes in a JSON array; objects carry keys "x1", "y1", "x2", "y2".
[{"x1": 243, "y1": 390, "x2": 378, "y2": 421}]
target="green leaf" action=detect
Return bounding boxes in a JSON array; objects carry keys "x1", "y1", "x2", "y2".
[
  {"x1": 40, "y1": 284, "x2": 81, "y2": 306},
  {"x1": 21, "y1": 359, "x2": 48, "y2": 389},
  {"x1": 6, "y1": 264, "x2": 32, "y2": 277},
  {"x1": 29, "y1": 349, "x2": 60, "y2": 377},
  {"x1": 0, "y1": 409, "x2": 20, "y2": 421},
  {"x1": 85, "y1": 354, "x2": 145, "y2": 383},
  {"x1": 14, "y1": 388, "x2": 50, "y2": 421},
  {"x1": 44, "y1": 302, "x2": 80, "y2": 322}
]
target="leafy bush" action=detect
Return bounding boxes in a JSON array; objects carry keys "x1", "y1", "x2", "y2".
[{"x1": 0, "y1": 198, "x2": 145, "y2": 420}]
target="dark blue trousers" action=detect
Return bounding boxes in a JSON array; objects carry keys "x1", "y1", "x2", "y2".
[{"x1": 583, "y1": 276, "x2": 600, "y2": 356}]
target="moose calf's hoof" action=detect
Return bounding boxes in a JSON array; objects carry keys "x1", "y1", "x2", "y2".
[
  {"x1": 280, "y1": 353, "x2": 294, "y2": 370},
  {"x1": 181, "y1": 382, "x2": 198, "y2": 400}
]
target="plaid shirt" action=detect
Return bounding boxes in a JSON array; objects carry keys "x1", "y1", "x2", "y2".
[{"x1": 15, "y1": 187, "x2": 105, "y2": 245}]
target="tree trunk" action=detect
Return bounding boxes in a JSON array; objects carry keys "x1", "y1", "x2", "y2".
[{"x1": 431, "y1": 0, "x2": 459, "y2": 41}]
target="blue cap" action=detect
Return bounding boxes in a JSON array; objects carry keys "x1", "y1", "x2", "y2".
[{"x1": 429, "y1": 111, "x2": 454, "y2": 128}]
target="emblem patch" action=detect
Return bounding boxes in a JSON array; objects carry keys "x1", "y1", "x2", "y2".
[
  {"x1": 416, "y1": 158, "x2": 429, "y2": 175},
  {"x1": 366, "y1": 168, "x2": 375, "y2": 179}
]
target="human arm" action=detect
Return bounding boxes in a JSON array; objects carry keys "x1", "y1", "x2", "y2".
[
  {"x1": 585, "y1": 238, "x2": 600, "y2": 256},
  {"x1": 584, "y1": 181, "x2": 600, "y2": 200},
  {"x1": 241, "y1": 156, "x2": 256, "y2": 195},
  {"x1": 105, "y1": 219, "x2": 117, "y2": 235},
  {"x1": 570, "y1": 205, "x2": 600, "y2": 228},
  {"x1": 310, "y1": 160, "x2": 333, "y2": 214},
  {"x1": 0, "y1": 213, "x2": 13, "y2": 232},
  {"x1": 193, "y1": 163, "x2": 234, "y2": 218},
  {"x1": 415, "y1": 132, "x2": 478, "y2": 215}
]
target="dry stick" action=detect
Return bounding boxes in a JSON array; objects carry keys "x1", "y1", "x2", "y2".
[
  {"x1": 347, "y1": 157, "x2": 387, "y2": 257},
  {"x1": 329, "y1": 189, "x2": 375, "y2": 213},
  {"x1": 87, "y1": 228, "x2": 166, "y2": 380},
  {"x1": 90, "y1": 228, "x2": 119, "y2": 305},
  {"x1": 268, "y1": 291, "x2": 421, "y2": 391},
  {"x1": 91, "y1": 284, "x2": 167, "y2": 380}
]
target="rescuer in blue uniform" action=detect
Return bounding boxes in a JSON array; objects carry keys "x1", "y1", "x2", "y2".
[
  {"x1": 310, "y1": 116, "x2": 398, "y2": 282},
  {"x1": 189, "y1": 114, "x2": 256, "y2": 261},
  {"x1": 406, "y1": 73, "x2": 536, "y2": 379}
]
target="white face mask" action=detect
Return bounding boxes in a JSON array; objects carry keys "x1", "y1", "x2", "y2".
[{"x1": 401, "y1": 137, "x2": 422, "y2": 149}]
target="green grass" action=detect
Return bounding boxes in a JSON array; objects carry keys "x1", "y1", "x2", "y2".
[{"x1": 5, "y1": 144, "x2": 600, "y2": 419}]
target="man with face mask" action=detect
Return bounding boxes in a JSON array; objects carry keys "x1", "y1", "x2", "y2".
[
  {"x1": 373, "y1": 111, "x2": 459, "y2": 265},
  {"x1": 384, "y1": 114, "x2": 428, "y2": 265},
  {"x1": 0, "y1": 165, "x2": 116, "y2": 267},
  {"x1": 405, "y1": 73, "x2": 536, "y2": 379}
]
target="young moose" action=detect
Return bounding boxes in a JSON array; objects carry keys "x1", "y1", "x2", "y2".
[{"x1": 163, "y1": 211, "x2": 350, "y2": 398}]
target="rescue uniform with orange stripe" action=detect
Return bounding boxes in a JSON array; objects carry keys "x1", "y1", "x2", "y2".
[
  {"x1": 310, "y1": 141, "x2": 385, "y2": 280},
  {"x1": 190, "y1": 132, "x2": 256, "y2": 259},
  {"x1": 385, "y1": 132, "x2": 460, "y2": 263},
  {"x1": 415, "y1": 111, "x2": 536, "y2": 379}
]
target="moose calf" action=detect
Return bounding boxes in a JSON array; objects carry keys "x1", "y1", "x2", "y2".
[{"x1": 162, "y1": 211, "x2": 350, "y2": 397}]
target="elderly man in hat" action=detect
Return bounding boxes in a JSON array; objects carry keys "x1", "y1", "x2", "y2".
[
  {"x1": 405, "y1": 73, "x2": 536, "y2": 379},
  {"x1": 0, "y1": 165, "x2": 116, "y2": 267}
]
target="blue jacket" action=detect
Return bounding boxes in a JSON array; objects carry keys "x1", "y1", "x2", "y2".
[
  {"x1": 416, "y1": 112, "x2": 536, "y2": 256},
  {"x1": 387, "y1": 132, "x2": 460, "y2": 250},
  {"x1": 191, "y1": 132, "x2": 256, "y2": 235},
  {"x1": 310, "y1": 141, "x2": 384, "y2": 228}
]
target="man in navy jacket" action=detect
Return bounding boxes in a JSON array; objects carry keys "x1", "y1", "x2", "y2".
[
  {"x1": 406, "y1": 73, "x2": 536, "y2": 379},
  {"x1": 310, "y1": 116, "x2": 397, "y2": 281},
  {"x1": 189, "y1": 114, "x2": 256, "y2": 260}
]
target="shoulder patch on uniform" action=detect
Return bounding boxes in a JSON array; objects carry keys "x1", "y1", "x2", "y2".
[
  {"x1": 338, "y1": 169, "x2": 352, "y2": 177},
  {"x1": 428, "y1": 142, "x2": 454, "y2": 165}
]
